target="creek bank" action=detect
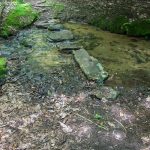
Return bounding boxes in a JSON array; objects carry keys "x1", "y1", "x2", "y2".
[{"x1": 57, "y1": 0, "x2": 150, "y2": 38}]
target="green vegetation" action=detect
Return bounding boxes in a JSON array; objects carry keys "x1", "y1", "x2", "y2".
[
  {"x1": 90, "y1": 16, "x2": 128, "y2": 33},
  {"x1": 94, "y1": 114, "x2": 103, "y2": 120},
  {"x1": 0, "y1": 57, "x2": 7, "y2": 78},
  {"x1": 90, "y1": 16, "x2": 150, "y2": 38},
  {"x1": 0, "y1": 2, "x2": 38, "y2": 37},
  {"x1": 122, "y1": 19, "x2": 150, "y2": 37}
]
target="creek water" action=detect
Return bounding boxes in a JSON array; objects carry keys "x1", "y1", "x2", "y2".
[{"x1": 65, "y1": 23, "x2": 150, "y2": 88}]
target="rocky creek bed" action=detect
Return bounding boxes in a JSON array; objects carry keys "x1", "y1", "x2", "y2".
[{"x1": 0, "y1": 0, "x2": 150, "y2": 150}]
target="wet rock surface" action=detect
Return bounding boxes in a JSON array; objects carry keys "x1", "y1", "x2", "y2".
[{"x1": 0, "y1": 0, "x2": 149, "y2": 150}]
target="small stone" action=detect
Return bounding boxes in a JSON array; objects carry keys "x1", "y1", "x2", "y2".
[
  {"x1": 55, "y1": 103, "x2": 61, "y2": 109},
  {"x1": 92, "y1": 86, "x2": 119, "y2": 100},
  {"x1": 59, "y1": 112, "x2": 67, "y2": 119}
]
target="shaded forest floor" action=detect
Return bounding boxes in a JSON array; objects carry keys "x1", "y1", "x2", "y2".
[{"x1": 0, "y1": 0, "x2": 150, "y2": 150}]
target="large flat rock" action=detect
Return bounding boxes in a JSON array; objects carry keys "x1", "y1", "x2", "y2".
[
  {"x1": 57, "y1": 41, "x2": 82, "y2": 53},
  {"x1": 73, "y1": 49, "x2": 108, "y2": 82},
  {"x1": 35, "y1": 20, "x2": 64, "y2": 31},
  {"x1": 48, "y1": 30, "x2": 74, "y2": 42}
]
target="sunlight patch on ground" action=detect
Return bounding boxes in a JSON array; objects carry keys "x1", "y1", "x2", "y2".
[
  {"x1": 141, "y1": 96, "x2": 150, "y2": 109},
  {"x1": 110, "y1": 105, "x2": 135, "y2": 124}
]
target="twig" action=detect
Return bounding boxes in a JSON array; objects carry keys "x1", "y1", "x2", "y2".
[{"x1": 113, "y1": 118, "x2": 127, "y2": 133}]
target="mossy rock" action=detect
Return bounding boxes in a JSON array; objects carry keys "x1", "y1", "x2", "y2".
[
  {"x1": 0, "y1": 2, "x2": 38, "y2": 37},
  {"x1": 122, "y1": 19, "x2": 150, "y2": 37},
  {"x1": 0, "y1": 57, "x2": 7, "y2": 78}
]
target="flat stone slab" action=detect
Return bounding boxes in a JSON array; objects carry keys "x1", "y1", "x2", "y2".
[
  {"x1": 57, "y1": 41, "x2": 82, "y2": 53},
  {"x1": 48, "y1": 30, "x2": 74, "y2": 42},
  {"x1": 73, "y1": 49, "x2": 108, "y2": 82},
  {"x1": 35, "y1": 21, "x2": 64, "y2": 31},
  {"x1": 92, "y1": 86, "x2": 119, "y2": 100}
]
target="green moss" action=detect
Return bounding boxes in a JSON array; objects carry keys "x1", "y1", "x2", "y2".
[
  {"x1": 0, "y1": 57, "x2": 7, "y2": 78},
  {"x1": 90, "y1": 16, "x2": 128, "y2": 34},
  {"x1": 0, "y1": 2, "x2": 38, "y2": 37},
  {"x1": 122, "y1": 19, "x2": 150, "y2": 37},
  {"x1": 90, "y1": 16, "x2": 150, "y2": 37}
]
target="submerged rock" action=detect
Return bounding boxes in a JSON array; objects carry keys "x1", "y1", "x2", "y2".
[
  {"x1": 92, "y1": 86, "x2": 119, "y2": 100},
  {"x1": 73, "y1": 49, "x2": 108, "y2": 82},
  {"x1": 0, "y1": 2, "x2": 38, "y2": 37}
]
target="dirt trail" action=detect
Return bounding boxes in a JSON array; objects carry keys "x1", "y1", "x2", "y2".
[{"x1": 0, "y1": 0, "x2": 149, "y2": 150}]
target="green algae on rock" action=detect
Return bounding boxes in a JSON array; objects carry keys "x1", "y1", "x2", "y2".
[
  {"x1": 0, "y1": 2, "x2": 38, "y2": 37},
  {"x1": 73, "y1": 49, "x2": 108, "y2": 82}
]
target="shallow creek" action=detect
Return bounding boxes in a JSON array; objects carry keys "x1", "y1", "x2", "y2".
[{"x1": 64, "y1": 23, "x2": 150, "y2": 88}]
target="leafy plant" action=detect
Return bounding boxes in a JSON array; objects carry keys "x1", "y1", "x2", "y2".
[{"x1": 94, "y1": 113, "x2": 103, "y2": 120}]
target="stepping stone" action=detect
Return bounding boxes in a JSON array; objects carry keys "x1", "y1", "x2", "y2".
[
  {"x1": 35, "y1": 21, "x2": 64, "y2": 31},
  {"x1": 48, "y1": 30, "x2": 74, "y2": 42},
  {"x1": 48, "y1": 24, "x2": 64, "y2": 31},
  {"x1": 73, "y1": 49, "x2": 108, "y2": 82},
  {"x1": 57, "y1": 41, "x2": 82, "y2": 53}
]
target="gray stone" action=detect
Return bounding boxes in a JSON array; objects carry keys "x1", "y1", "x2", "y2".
[
  {"x1": 35, "y1": 21, "x2": 64, "y2": 31},
  {"x1": 57, "y1": 41, "x2": 81, "y2": 53},
  {"x1": 92, "y1": 86, "x2": 119, "y2": 100},
  {"x1": 48, "y1": 30, "x2": 74, "y2": 42},
  {"x1": 73, "y1": 49, "x2": 108, "y2": 82}
]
